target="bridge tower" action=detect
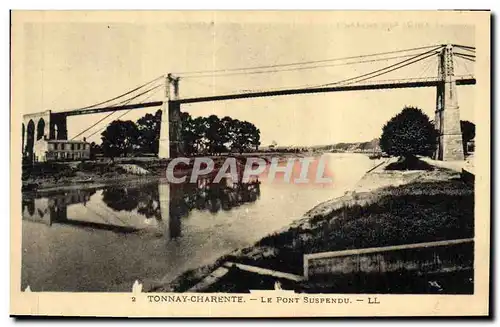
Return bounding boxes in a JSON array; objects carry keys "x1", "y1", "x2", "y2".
[
  {"x1": 435, "y1": 44, "x2": 464, "y2": 161},
  {"x1": 158, "y1": 74, "x2": 183, "y2": 159}
]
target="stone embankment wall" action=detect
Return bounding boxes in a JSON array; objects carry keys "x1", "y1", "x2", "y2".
[{"x1": 304, "y1": 238, "x2": 473, "y2": 279}]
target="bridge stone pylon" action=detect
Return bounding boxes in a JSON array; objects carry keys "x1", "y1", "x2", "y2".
[
  {"x1": 158, "y1": 74, "x2": 183, "y2": 159},
  {"x1": 434, "y1": 44, "x2": 465, "y2": 161}
]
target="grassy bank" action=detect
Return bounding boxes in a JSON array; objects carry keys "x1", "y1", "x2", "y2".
[{"x1": 150, "y1": 166, "x2": 473, "y2": 293}]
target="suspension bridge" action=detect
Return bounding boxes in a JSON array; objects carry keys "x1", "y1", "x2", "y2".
[{"x1": 22, "y1": 43, "x2": 476, "y2": 161}]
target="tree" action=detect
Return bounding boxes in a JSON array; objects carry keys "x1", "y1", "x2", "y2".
[
  {"x1": 180, "y1": 112, "x2": 196, "y2": 155},
  {"x1": 136, "y1": 110, "x2": 162, "y2": 154},
  {"x1": 380, "y1": 107, "x2": 437, "y2": 161},
  {"x1": 181, "y1": 113, "x2": 209, "y2": 155},
  {"x1": 100, "y1": 120, "x2": 139, "y2": 160},
  {"x1": 205, "y1": 115, "x2": 229, "y2": 155},
  {"x1": 89, "y1": 142, "x2": 101, "y2": 160},
  {"x1": 179, "y1": 113, "x2": 261, "y2": 156},
  {"x1": 231, "y1": 120, "x2": 261, "y2": 154},
  {"x1": 460, "y1": 120, "x2": 475, "y2": 155},
  {"x1": 192, "y1": 117, "x2": 210, "y2": 154},
  {"x1": 221, "y1": 116, "x2": 235, "y2": 151}
]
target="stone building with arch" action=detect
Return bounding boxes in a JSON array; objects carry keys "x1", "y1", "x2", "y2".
[{"x1": 22, "y1": 110, "x2": 89, "y2": 162}]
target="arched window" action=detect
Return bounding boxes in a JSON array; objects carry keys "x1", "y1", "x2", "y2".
[
  {"x1": 25, "y1": 120, "x2": 35, "y2": 157},
  {"x1": 37, "y1": 118, "x2": 45, "y2": 140}
]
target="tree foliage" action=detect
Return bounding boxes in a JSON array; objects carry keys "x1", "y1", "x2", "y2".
[
  {"x1": 380, "y1": 106, "x2": 437, "y2": 158},
  {"x1": 230, "y1": 120, "x2": 261, "y2": 154},
  {"x1": 136, "y1": 110, "x2": 162, "y2": 154},
  {"x1": 100, "y1": 120, "x2": 139, "y2": 159},
  {"x1": 98, "y1": 110, "x2": 260, "y2": 158},
  {"x1": 181, "y1": 113, "x2": 260, "y2": 155}
]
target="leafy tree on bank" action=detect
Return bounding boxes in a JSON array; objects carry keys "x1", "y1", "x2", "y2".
[
  {"x1": 181, "y1": 114, "x2": 211, "y2": 155},
  {"x1": 180, "y1": 112, "x2": 197, "y2": 155},
  {"x1": 180, "y1": 113, "x2": 261, "y2": 155},
  {"x1": 136, "y1": 109, "x2": 162, "y2": 154},
  {"x1": 460, "y1": 120, "x2": 476, "y2": 155},
  {"x1": 97, "y1": 111, "x2": 261, "y2": 157},
  {"x1": 205, "y1": 115, "x2": 229, "y2": 155},
  {"x1": 231, "y1": 120, "x2": 261, "y2": 153},
  {"x1": 100, "y1": 120, "x2": 140, "y2": 160},
  {"x1": 380, "y1": 106, "x2": 437, "y2": 164}
]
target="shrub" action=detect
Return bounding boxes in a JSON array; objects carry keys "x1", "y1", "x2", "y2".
[{"x1": 380, "y1": 107, "x2": 438, "y2": 160}]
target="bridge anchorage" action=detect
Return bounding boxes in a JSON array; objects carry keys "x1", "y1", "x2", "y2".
[{"x1": 22, "y1": 43, "x2": 475, "y2": 162}]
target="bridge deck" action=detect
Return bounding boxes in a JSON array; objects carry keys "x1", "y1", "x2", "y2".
[{"x1": 57, "y1": 77, "x2": 476, "y2": 116}]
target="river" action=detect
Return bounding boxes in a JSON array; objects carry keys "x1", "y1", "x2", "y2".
[{"x1": 21, "y1": 153, "x2": 378, "y2": 292}]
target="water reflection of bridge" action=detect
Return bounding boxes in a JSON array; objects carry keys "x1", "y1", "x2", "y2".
[{"x1": 22, "y1": 177, "x2": 261, "y2": 238}]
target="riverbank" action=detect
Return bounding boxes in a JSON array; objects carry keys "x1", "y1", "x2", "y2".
[
  {"x1": 21, "y1": 161, "x2": 160, "y2": 192},
  {"x1": 21, "y1": 152, "x2": 314, "y2": 192},
  {"x1": 148, "y1": 159, "x2": 474, "y2": 293}
]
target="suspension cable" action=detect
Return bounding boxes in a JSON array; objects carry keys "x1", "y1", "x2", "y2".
[
  {"x1": 453, "y1": 44, "x2": 476, "y2": 51},
  {"x1": 85, "y1": 86, "x2": 163, "y2": 140},
  {"x1": 71, "y1": 83, "x2": 163, "y2": 140},
  {"x1": 179, "y1": 49, "x2": 441, "y2": 99},
  {"x1": 453, "y1": 52, "x2": 476, "y2": 59},
  {"x1": 454, "y1": 55, "x2": 474, "y2": 75},
  {"x1": 77, "y1": 75, "x2": 163, "y2": 110},
  {"x1": 415, "y1": 54, "x2": 437, "y2": 79},
  {"x1": 319, "y1": 46, "x2": 442, "y2": 87},
  {"x1": 175, "y1": 44, "x2": 443, "y2": 76},
  {"x1": 70, "y1": 111, "x2": 117, "y2": 140},
  {"x1": 455, "y1": 53, "x2": 476, "y2": 63},
  {"x1": 180, "y1": 53, "x2": 431, "y2": 79},
  {"x1": 336, "y1": 51, "x2": 441, "y2": 87}
]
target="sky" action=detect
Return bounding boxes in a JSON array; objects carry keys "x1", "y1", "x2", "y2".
[{"x1": 18, "y1": 12, "x2": 476, "y2": 146}]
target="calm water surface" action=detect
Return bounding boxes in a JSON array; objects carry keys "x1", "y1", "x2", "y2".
[{"x1": 21, "y1": 153, "x2": 377, "y2": 292}]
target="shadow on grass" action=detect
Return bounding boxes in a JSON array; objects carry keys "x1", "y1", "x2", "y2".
[{"x1": 385, "y1": 156, "x2": 434, "y2": 171}]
